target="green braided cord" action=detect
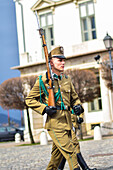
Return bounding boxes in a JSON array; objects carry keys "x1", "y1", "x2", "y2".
[
  {"x1": 54, "y1": 88, "x2": 66, "y2": 110},
  {"x1": 54, "y1": 88, "x2": 61, "y2": 102},
  {"x1": 39, "y1": 75, "x2": 48, "y2": 99},
  {"x1": 53, "y1": 73, "x2": 59, "y2": 79},
  {"x1": 39, "y1": 75, "x2": 66, "y2": 110},
  {"x1": 61, "y1": 100, "x2": 66, "y2": 110},
  {"x1": 39, "y1": 76, "x2": 42, "y2": 103},
  {"x1": 44, "y1": 103, "x2": 48, "y2": 106},
  {"x1": 39, "y1": 76, "x2": 48, "y2": 106},
  {"x1": 59, "y1": 89, "x2": 66, "y2": 110},
  {"x1": 71, "y1": 109, "x2": 75, "y2": 114}
]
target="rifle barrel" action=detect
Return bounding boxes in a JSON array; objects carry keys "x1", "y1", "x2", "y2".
[
  {"x1": 35, "y1": 11, "x2": 40, "y2": 30},
  {"x1": 35, "y1": 11, "x2": 55, "y2": 106}
]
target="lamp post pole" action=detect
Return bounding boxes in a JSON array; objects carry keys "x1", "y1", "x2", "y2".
[
  {"x1": 108, "y1": 50, "x2": 113, "y2": 85},
  {"x1": 103, "y1": 33, "x2": 113, "y2": 85}
]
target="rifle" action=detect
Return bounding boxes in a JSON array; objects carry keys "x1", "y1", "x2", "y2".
[{"x1": 35, "y1": 11, "x2": 55, "y2": 107}]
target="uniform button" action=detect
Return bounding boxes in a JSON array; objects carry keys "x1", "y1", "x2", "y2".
[
  {"x1": 61, "y1": 91, "x2": 63, "y2": 94},
  {"x1": 65, "y1": 105, "x2": 68, "y2": 109},
  {"x1": 59, "y1": 85, "x2": 61, "y2": 88},
  {"x1": 63, "y1": 99, "x2": 65, "y2": 101}
]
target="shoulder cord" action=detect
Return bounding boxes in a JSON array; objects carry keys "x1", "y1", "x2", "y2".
[
  {"x1": 71, "y1": 109, "x2": 74, "y2": 114},
  {"x1": 39, "y1": 75, "x2": 48, "y2": 106},
  {"x1": 39, "y1": 75, "x2": 65, "y2": 110}
]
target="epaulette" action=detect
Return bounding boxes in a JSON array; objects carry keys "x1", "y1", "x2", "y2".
[{"x1": 39, "y1": 73, "x2": 48, "y2": 84}]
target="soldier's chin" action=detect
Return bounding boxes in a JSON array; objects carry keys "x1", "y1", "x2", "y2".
[
  {"x1": 60, "y1": 70, "x2": 64, "y2": 74},
  {"x1": 60, "y1": 68, "x2": 64, "y2": 72}
]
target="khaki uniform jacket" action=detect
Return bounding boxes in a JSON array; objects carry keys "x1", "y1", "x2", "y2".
[{"x1": 25, "y1": 74, "x2": 82, "y2": 130}]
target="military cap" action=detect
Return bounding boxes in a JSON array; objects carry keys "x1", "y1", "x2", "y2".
[{"x1": 48, "y1": 46, "x2": 66, "y2": 59}]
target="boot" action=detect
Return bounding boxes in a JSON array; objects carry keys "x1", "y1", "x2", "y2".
[
  {"x1": 74, "y1": 167, "x2": 80, "y2": 170},
  {"x1": 58, "y1": 157, "x2": 66, "y2": 170},
  {"x1": 77, "y1": 153, "x2": 97, "y2": 170},
  {"x1": 58, "y1": 157, "x2": 80, "y2": 170}
]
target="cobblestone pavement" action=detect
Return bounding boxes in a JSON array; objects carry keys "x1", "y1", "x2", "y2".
[{"x1": 0, "y1": 138, "x2": 113, "y2": 170}]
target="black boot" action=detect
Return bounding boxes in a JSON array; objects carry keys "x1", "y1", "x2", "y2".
[
  {"x1": 77, "y1": 153, "x2": 97, "y2": 170},
  {"x1": 74, "y1": 167, "x2": 80, "y2": 170},
  {"x1": 58, "y1": 157, "x2": 66, "y2": 170},
  {"x1": 58, "y1": 157, "x2": 80, "y2": 170}
]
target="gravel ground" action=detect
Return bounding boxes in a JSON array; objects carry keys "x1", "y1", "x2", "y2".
[{"x1": 0, "y1": 138, "x2": 113, "y2": 170}]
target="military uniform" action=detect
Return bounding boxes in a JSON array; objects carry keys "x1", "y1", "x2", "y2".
[
  {"x1": 58, "y1": 100, "x2": 97, "y2": 170},
  {"x1": 71, "y1": 113, "x2": 84, "y2": 154},
  {"x1": 25, "y1": 46, "x2": 82, "y2": 170}
]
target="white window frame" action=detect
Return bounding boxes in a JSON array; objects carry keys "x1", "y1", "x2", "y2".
[
  {"x1": 79, "y1": 0, "x2": 97, "y2": 41},
  {"x1": 40, "y1": 12, "x2": 54, "y2": 57}
]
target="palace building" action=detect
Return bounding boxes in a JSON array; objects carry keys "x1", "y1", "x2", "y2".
[{"x1": 12, "y1": 0, "x2": 113, "y2": 142}]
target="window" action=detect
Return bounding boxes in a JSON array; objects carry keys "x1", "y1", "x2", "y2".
[
  {"x1": 79, "y1": 1, "x2": 97, "y2": 41},
  {"x1": 88, "y1": 97, "x2": 102, "y2": 112},
  {"x1": 91, "y1": 124, "x2": 100, "y2": 130},
  {"x1": 88, "y1": 73, "x2": 102, "y2": 112},
  {"x1": 40, "y1": 12, "x2": 54, "y2": 57}
]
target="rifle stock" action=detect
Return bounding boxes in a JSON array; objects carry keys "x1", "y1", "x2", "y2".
[{"x1": 35, "y1": 12, "x2": 55, "y2": 106}]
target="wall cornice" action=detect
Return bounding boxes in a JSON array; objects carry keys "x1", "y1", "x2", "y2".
[
  {"x1": 31, "y1": 0, "x2": 74, "y2": 12},
  {"x1": 11, "y1": 49, "x2": 107, "y2": 71}
]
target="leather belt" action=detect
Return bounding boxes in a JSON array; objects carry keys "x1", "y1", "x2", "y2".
[{"x1": 56, "y1": 106, "x2": 71, "y2": 111}]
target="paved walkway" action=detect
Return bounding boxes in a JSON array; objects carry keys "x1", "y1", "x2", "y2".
[{"x1": 0, "y1": 138, "x2": 113, "y2": 170}]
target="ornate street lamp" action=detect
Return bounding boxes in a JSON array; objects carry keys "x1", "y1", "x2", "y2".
[
  {"x1": 103, "y1": 33, "x2": 113, "y2": 85},
  {"x1": 103, "y1": 33, "x2": 113, "y2": 50}
]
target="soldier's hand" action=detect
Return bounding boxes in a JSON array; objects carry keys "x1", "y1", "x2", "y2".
[
  {"x1": 77, "y1": 117, "x2": 83, "y2": 124},
  {"x1": 43, "y1": 106, "x2": 57, "y2": 116},
  {"x1": 73, "y1": 104, "x2": 84, "y2": 116}
]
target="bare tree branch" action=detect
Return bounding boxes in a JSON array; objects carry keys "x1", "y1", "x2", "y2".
[
  {"x1": 65, "y1": 69, "x2": 100, "y2": 103},
  {"x1": 0, "y1": 75, "x2": 37, "y2": 143},
  {"x1": 101, "y1": 65, "x2": 113, "y2": 91}
]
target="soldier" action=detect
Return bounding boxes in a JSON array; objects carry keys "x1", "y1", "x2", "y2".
[
  {"x1": 25, "y1": 46, "x2": 84, "y2": 170},
  {"x1": 58, "y1": 112, "x2": 97, "y2": 170}
]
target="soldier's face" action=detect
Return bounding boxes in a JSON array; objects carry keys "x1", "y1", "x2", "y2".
[{"x1": 50, "y1": 58, "x2": 65, "y2": 75}]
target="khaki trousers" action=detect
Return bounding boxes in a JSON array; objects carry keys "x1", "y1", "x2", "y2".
[
  {"x1": 71, "y1": 129, "x2": 80, "y2": 154},
  {"x1": 46, "y1": 129, "x2": 79, "y2": 170}
]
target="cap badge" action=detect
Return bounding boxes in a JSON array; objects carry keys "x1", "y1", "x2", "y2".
[{"x1": 60, "y1": 47, "x2": 64, "y2": 54}]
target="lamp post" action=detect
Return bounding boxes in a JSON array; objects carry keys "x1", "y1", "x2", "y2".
[{"x1": 103, "y1": 33, "x2": 113, "y2": 85}]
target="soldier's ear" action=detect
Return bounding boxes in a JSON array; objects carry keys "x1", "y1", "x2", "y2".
[{"x1": 50, "y1": 59, "x2": 53, "y2": 66}]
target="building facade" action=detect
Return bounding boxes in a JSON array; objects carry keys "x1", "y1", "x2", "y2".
[{"x1": 13, "y1": 0, "x2": 113, "y2": 142}]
